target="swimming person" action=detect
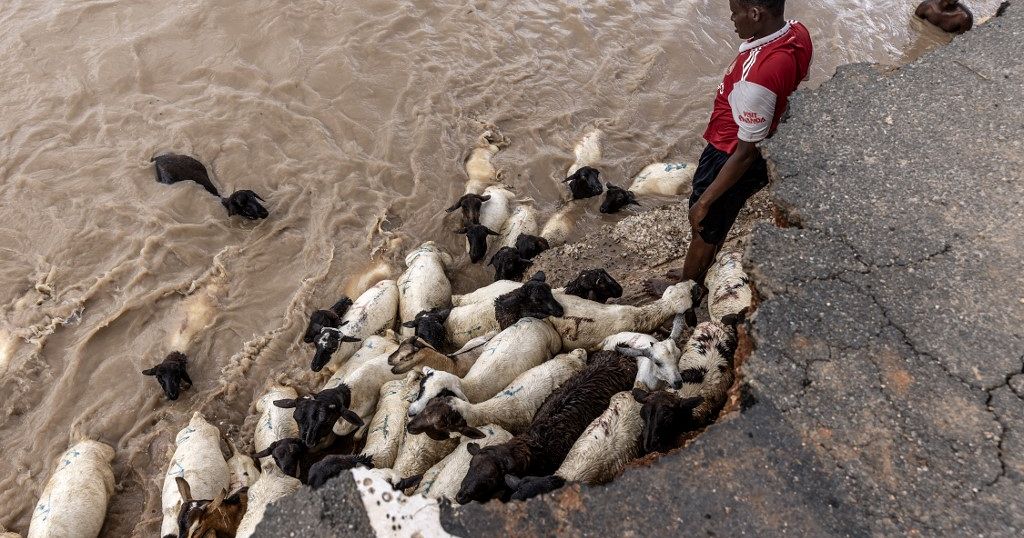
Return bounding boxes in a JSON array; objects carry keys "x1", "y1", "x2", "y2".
[{"x1": 645, "y1": 0, "x2": 813, "y2": 296}]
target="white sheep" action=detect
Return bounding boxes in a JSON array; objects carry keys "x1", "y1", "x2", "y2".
[
  {"x1": 398, "y1": 242, "x2": 453, "y2": 337},
  {"x1": 441, "y1": 300, "x2": 502, "y2": 348},
  {"x1": 539, "y1": 201, "x2": 584, "y2": 248},
  {"x1": 1, "y1": 526, "x2": 20, "y2": 538},
  {"x1": 226, "y1": 440, "x2": 260, "y2": 491},
  {"x1": 414, "y1": 424, "x2": 512, "y2": 501},
  {"x1": 160, "y1": 412, "x2": 231, "y2": 537},
  {"x1": 360, "y1": 374, "x2": 419, "y2": 468},
  {"x1": 566, "y1": 129, "x2": 602, "y2": 177},
  {"x1": 478, "y1": 186, "x2": 515, "y2": 235},
  {"x1": 451, "y1": 280, "x2": 521, "y2": 307},
  {"x1": 27, "y1": 440, "x2": 115, "y2": 538},
  {"x1": 601, "y1": 314, "x2": 687, "y2": 390},
  {"x1": 496, "y1": 200, "x2": 540, "y2": 251},
  {"x1": 253, "y1": 386, "x2": 300, "y2": 467},
  {"x1": 628, "y1": 162, "x2": 696, "y2": 196},
  {"x1": 548, "y1": 281, "x2": 699, "y2": 351},
  {"x1": 545, "y1": 391, "x2": 645, "y2": 487},
  {"x1": 391, "y1": 428, "x2": 460, "y2": 480},
  {"x1": 704, "y1": 250, "x2": 745, "y2": 297},
  {"x1": 406, "y1": 349, "x2": 588, "y2": 438},
  {"x1": 707, "y1": 275, "x2": 752, "y2": 325},
  {"x1": 408, "y1": 317, "x2": 563, "y2": 413},
  {"x1": 234, "y1": 465, "x2": 302, "y2": 538},
  {"x1": 464, "y1": 134, "x2": 502, "y2": 194},
  {"x1": 322, "y1": 279, "x2": 399, "y2": 372},
  {"x1": 335, "y1": 332, "x2": 400, "y2": 379}
]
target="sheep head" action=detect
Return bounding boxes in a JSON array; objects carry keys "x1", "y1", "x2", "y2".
[
  {"x1": 446, "y1": 193, "x2": 491, "y2": 226},
  {"x1": 562, "y1": 268, "x2": 623, "y2": 304},
  {"x1": 273, "y1": 385, "x2": 363, "y2": 447},
  {"x1": 389, "y1": 336, "x2": 448, "y2": 375},
  {"x1": 456, "y1": 224, "x2": 499, "y2": 263},
  {"x1": 457, "y1": 442, "x2": 520, "y2": 504},
  {"x1": 400, "y1": 307, "x2": 450, "y2": 350},
  {"x1": 308, "y1": 454, "x2": 374, "y2": 489},
  {"x1": 252, "y1": 438, "x2": 307, "y2": 478},
  {"x1": 631, "y1": 388, "x2": 703, "y2": 454},
  {"x1": 514, "y1": 233, "x2": 550, "y2": 260},
  {"x1": 174, "y1": 477, "x2": 248, "y2": 538},
  {"x1": 310, "y1": 326, "x2": 361, "y2": 372},
  {"x1": 142, "y1": 352, "x2": 192, "y2": 401},
  {"x1": 221, "y1": 190, "x2": 269, "y2": 220},
  {"x1": 563, "y1": 166, "x2": 604, "y2": 200},
  {"x1": 488, "y1": 247, "x2": 534, "y2": 282},
  {"x1": 407, "y1": 367, "x2": 468, "y2": 417},
  {"x1": 494, "y1": 272, "x2": 564, "y2": 329},
  {"x1": 600, "y1": 184, "x2": 640, "y2": 214},
  {"x1": 406, "y1": 395, "x2": 483, "y2": 441},
  {"x1": 616, "y1": 341, "x2": 684, "y2": 390}
]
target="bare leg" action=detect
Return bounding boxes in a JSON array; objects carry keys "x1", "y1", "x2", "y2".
[{"x1": 644, "y1": 234, "x2": 720, "y2": 296}]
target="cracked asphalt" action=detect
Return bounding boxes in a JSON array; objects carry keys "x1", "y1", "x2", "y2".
[{"x1": 256, "y1": 8, "x2": 1023, "y2": 537}]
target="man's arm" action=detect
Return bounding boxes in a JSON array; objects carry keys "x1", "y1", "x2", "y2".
[{"x1": 688, "y1": 140, "x2": 759, "y2": 233}]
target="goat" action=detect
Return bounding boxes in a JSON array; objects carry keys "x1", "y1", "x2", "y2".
[
  {"x1": 234, "y1": 465, "x2": 302, "y2": 538},
  {"x1": 514, "y1": 233, "x2": 550, "y2": 260},
  {"x1": 602, "y1": 321, "x2": 688, "y2": 391},
  {"x1": 302, "y1": 297, "x2": 353, "y2": 344},
  {"x1": 406, "y1": 349, "x2": 588, "y2": 440},
  {"x1": 401, "y1": 307, "x2": 451, "y2": 350},
  {"x1": 563, "y1": 269, "x2": 623, "y2": 304},
  {"x1": 493, "y1": 272, "x2": 565, "y2": 330},
  {"x1": 547, "y1": 281, "x2": 700, "y2": 351},
  {"x1": 226, "y1": 440, "x2": 260, "y2": 491},
  {"x1": 414, "y1": 424, "x2": 512, "y2": 501},
  {"x1": 173, "y1": 477, "x2": 247, "y2": 538},
  {"x1": 398, "y1": 242, "x2": 454, "y2": 337},
  {"x1": 446, "y1": 193, "x2": 491, "y2": 226},
  {"x1": 563, "y1": 166, "x2": 604, "y2": 200},
  {"x1": 707, "y1": 275, "x2": 752, "y2": 326},
  {"x1": 160, "y1": 412, "x2": 231, "y2": 537},
  {"x1": 704, "y1": 250, "x2": 745, "y2": 298},
  {"x1": 254, "y1": 386, "x2": 300, "y2": 465},
  {"x1": 497, "y1": 201, "x2": 540, "y2": 253},
  {"x1": 456, "y1": 350, "x2": 638, "y2": 503},
  {"x1": 635, "y1": 321, "x2": 736, "y2": 453},
  {"x1": 142, "y1": 351, "x2": 192, "y2": 401},
  {"x1": 455, "y1": 224, "x2": 499, "y2": 264},
  {"x1": 152, "y1": 153, "x2": 268, "y2": 220},
  {"x1": 628, "y1": 162, "x2": 695, "y2": 196},
  {"x1": 27, "y1": 440, "x2": 115, "y2": 538},
  {"x1": 408, "y1": 317, "x2": 563, "y2": 413},
  {"x1": 507, "y1": 390, "x2": 702, "y2": 500},
  {"x1": 272, "y1": 385, "x2": 363, "y2": 447},
  {"x1": 488, "y1": 247, "x2": 533, "y2": 282},
  {"x1": 600, "y1": 184, "x2": 640, "y2": 214},
  {"x1": 388, "y1": 336, "x2": 481, "y2": 376},
  {"x1": 310, "y1": 279, "x2": 398, "y2": 373}
]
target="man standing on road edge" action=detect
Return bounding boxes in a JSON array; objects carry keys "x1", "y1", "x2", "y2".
[{"x1": 645, "y1": 0, "x2": 813, "y2": 297}]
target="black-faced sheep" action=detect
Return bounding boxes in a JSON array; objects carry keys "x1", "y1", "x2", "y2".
[
  {"x1": 493, "y1": 272, "x2": 565, "y2": 330},
  {"x1": 307, "y1": 454, "x2": 374, "y2": 489},
  {"x1": 456, "y1": 224, "x2": 499, "y2": 264},
  {"x1": 310, "y1": 327, "x2": 362, "y2": 373},
  {"x1": 600, "y1": 184, "x2": 640, "y2": 214},
  {"x1": 515, "y1": 234, "x2": 550, "y2": 260},
  {"x1": 251, "y1": 438, "x2": 316, "y2": 481},
  {"x1": 563, "y1": 166, "x2": 604, "y2": 200},
  {"x1": 174, "y1": 477, "x2": 248, "y2": 538},
  {"x1": 273, "y1": 386, "x2": 364, "y2": 447},
  {"x1": 302, "y1": 297, "x2": 353, "y2": 344},
  {"x1": 488, "y1": 247, "x2": 534, "y2": 282},
  {"x1": 562, "y1": 268, "x2": 623, "y2": 304},
  {"x1": 446, "y1": 193, "x2": 491, "y2": 226},
  {"x1": 142, "y1": 351, "x2": 192, "y2": 401},
  {"x1": 152, "y1": 154, "x2": 268, "y2": 220},
  {"x1": 400, "y1": 307, "x2": 451, "y2": 351},
  {"x1": 455, "y1": 350, "x2": 637, "y2": 504}
]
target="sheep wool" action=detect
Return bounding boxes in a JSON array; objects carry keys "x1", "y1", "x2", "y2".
[
  {"x1": 496, "y1": 200, "x2": 540, "y2": 251},
  {"x1": 27, "y1": 440, "x2": 115, "y2": 538},
  {"x1": 555, "y1": 391, "x2": 643, "y2": 485},
  {"x1": 452, "y1": 316, "x2": 562, "y2": 403},
  {"x1": 327, "y1": 279, "x2": 400, "y2": 372},
  {"x1": 392, "y1": 428, "x2": 460, "y2": 479},
  {"x1": 160, "y1": 412, "x2": 232, "y2": 537},
  {"x1": 566, "y1": 129, "x2": 602, "y2": 177},
  {"x1": 226, "y1": 442, "x2": 260, "y2": 491},
  {"x1": 254, "y1": 386, "x2": 300, "y2": 464},
  {"x1": 704, "y1": 251, "x2": 746, "y2": 297},
  {"x1": 363, "y1": 376, "x2": 417, "y2": 468},
  {"x1": 478, "y1": 186, "x2": 515, "y2": 235},
  {"x1": 628, "y1": 162, "x2": 696, "y2": 196},
  {"x1": 398, "y1": 242, "x2": 453, "y2": 337},
  {"x1": 464, "y1": 136, "x2": 502, "y2": 195},
  {"x1": 335, "y1": 333, "x2": 400, "y2": 379},
  {"x1": 451, "y1": 280, "x2": 521, "y2": 307},
  {"x1": 235, "y1": 465, "x2": 302, "y2": 538},
  {"x1": 416, "y1": 424, "x2": 512, "y2": 500}
]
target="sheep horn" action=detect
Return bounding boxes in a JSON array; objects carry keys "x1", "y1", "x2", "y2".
[
  {"x1": 615, "y1": 344, "x2": 652, "y2": 358},
  {"x1": 669, "y1": 313, "x2": 687, "y2": 341}
]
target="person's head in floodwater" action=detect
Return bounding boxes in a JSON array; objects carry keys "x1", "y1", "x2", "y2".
[{"x1": 729, "y1": 0, "x2": 786, "y2": 40}]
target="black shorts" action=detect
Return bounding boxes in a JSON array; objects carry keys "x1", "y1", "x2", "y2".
[{"x1": 688, "y1": 144, "x2": 769, "y2": 245}]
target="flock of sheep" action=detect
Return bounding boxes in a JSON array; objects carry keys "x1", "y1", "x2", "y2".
[{"x1": 15, "y1": 130, "x2": 753, "y2": 538}]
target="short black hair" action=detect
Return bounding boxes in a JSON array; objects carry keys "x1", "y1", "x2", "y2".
[{"x1": 737, "y1": 0, "x2": 785, "y2": 16}]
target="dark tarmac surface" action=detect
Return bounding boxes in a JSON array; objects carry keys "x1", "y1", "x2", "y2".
[{"x1": 256, "y1": 7, "x2": 1023, "y2": 536}]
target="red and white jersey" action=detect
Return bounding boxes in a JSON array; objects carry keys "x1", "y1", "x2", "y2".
[{"x1": 703, "y1": 21, "x2": 813, "y2": 154}]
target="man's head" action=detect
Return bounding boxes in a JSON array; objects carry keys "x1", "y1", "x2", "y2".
[{"x1": 729, "y1": 0, "x2": 785, "y2": 39}]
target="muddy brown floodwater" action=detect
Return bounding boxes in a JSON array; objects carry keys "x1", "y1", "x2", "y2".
[{"x1": 0, "y1": 0, "x2": 1002, "y2": 535}]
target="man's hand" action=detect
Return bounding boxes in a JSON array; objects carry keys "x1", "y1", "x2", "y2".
[{"x1": 689, "y1": 199, "x2": 710, "y2": 234}]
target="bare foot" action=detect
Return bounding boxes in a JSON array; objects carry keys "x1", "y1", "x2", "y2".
[
  {"x1": 643, "y1": 277, "x2": 676, "y2": 297},
  {"x1": 665, "y1": 268, "x2": 688, "y2": 281}
]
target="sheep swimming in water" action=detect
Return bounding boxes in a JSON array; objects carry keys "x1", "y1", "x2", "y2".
[
  {"x1": 152, "y1": 154, "x2": 268, "y2": 220},
  {"x1": 302, "y1": 297, "x2": 353, "y2": 344},
  {"x1": 600, "y1": 184, "x2": 640, "y2": 214},
  {"x1": 563, "y1": 166, "x2": 604, "y2": 200},
  {"x1": 142, "y1": 351, "x2": 192, "y2": 401},
  {"x1": 28, "y1": 440, "x2": 115, "y2": 538}
]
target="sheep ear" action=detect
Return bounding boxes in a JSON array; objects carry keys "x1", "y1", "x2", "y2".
[
  {"x1": 530, "y1": 271, "x2": 546, "y2": 282},
  {"x1": 678, "y1": 396, "x2": 704, "y2": 411},
  {"x1": 175, "y1": 477, "x2": 193, "y2": 502},
  {"x1": 615, "y1": 345, "x2": 646, "y2": 358},
  {"x1": 458, "y1": 425, "x2": 487, "y2": 439},
  {"x1": 631, "y1": 387, "x2": 650, "y2": 402},
  {"x1": 504, "y1": 474, "x2": 523, "y2": 490},
  {"x1": 340, "y1": 409, "x2": 364, "y2": 427},
  {"x1": 401, "y1": 319, "x2": 419, "y2": 328},
  {"x1": 253, "y1": 447, "x2": 273, "y2": 459},
  {"x1": 393, "y1": 474, "x2": 423, "y2": 491},
  {"x1": 466, "y1": 443, "x2": 481, "y2": 455},
  {"x1": 445, "y1": 201, "x2": 461, "y2": 213},
  {"x1": 341, "y1": 335, "x2": 362, "y2": 343},
  {"x1": 480, "y1": 195, "x2": 491, "y2": 201},
  {"x1": 273, "y1": 398, "x2": 298, "y2": 409},
  {"x1": 486, "y1": 227, "x2": 499, "y2": 236},
  {"x1": 142, "y1": 367, "x2": 157, "y2": 376}
]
